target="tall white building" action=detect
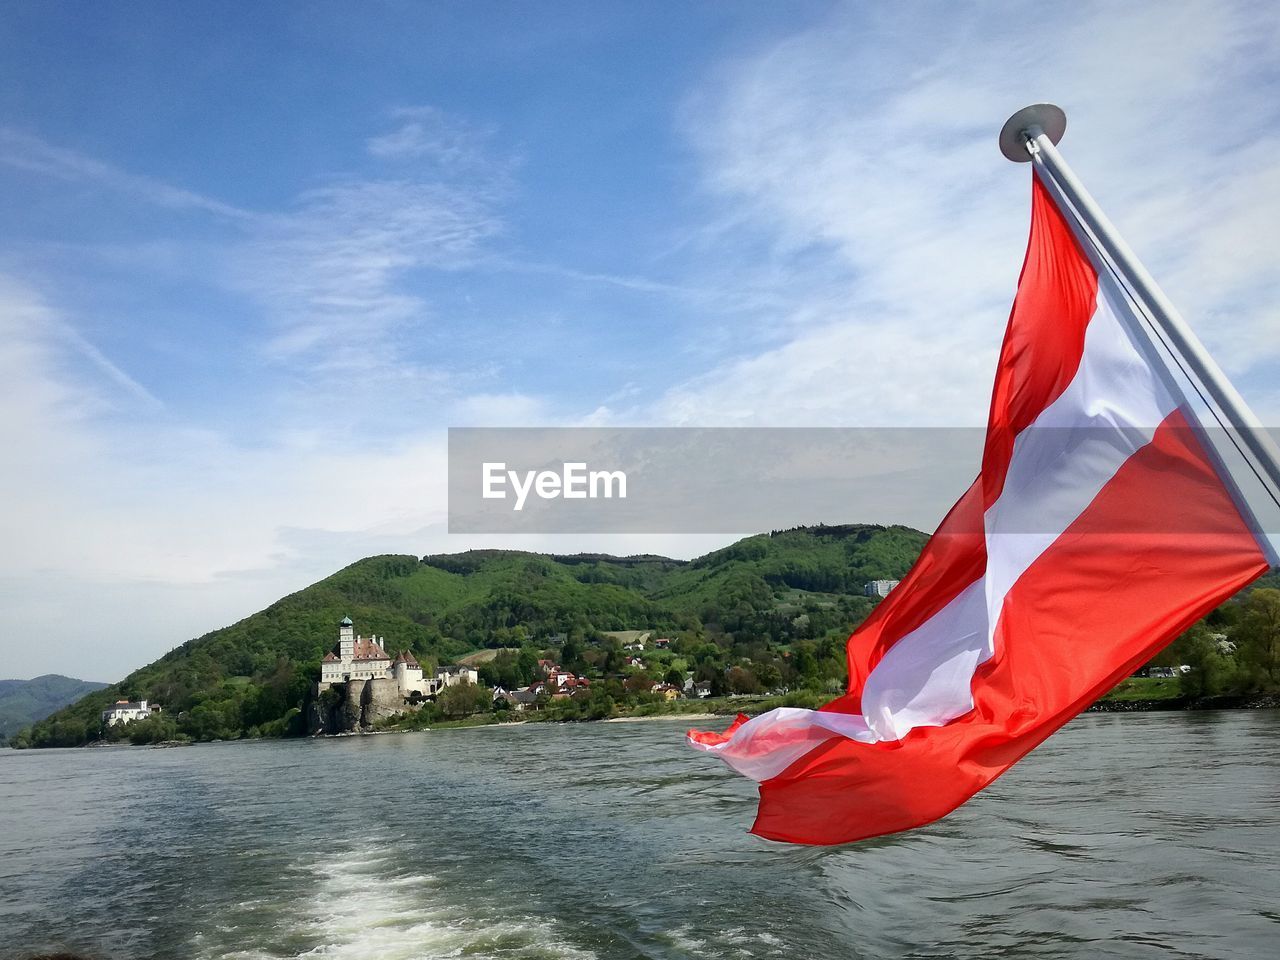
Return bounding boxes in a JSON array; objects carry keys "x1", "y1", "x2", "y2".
[
  {"x1": 316, "y1": 617, "x2": 476, "y2": 698},
  {"x1": 318, "y1": 617, "x2": 432, "y2": 696}
]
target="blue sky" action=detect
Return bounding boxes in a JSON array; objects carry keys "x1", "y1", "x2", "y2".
[{"x1": 4, "y1": 1, "x2": 1280, "y2": 680}]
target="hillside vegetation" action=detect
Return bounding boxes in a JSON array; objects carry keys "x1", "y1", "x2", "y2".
[
  {"x1": 13, "y1": 524, "x2": 926, "y2": 748},
  {"x1": 0, "y1": 675, "x2": 107, "y2": 743}
]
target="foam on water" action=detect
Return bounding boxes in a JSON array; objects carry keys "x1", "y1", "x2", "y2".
[
  {"x1": 661, "y1": 922, "x2": 789, "y2": 960},
  {"x1": 195, "y1": 843, "x2": 597, "y2": 960}
]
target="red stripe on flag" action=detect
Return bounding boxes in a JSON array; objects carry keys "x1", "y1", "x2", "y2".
[
  {"x1": 686, "y1": 713, "x2": 749, "y2": 748},
  {"x1": 981, "y1": 175, "x2": 1099, "y2": 510}
]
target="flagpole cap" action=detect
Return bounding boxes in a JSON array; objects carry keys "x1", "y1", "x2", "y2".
[{"x1": 999, "y1": 103, "x2": 1066, "y2": 162}]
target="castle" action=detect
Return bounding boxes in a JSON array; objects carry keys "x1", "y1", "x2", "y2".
[{"x1": 316, "y1": 617, "x2": 477, "y2": 699}]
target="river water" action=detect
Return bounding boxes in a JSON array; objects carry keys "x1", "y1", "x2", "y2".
[{"x1": 1, "y1": 712, "x2": 1276, "y2": 960}]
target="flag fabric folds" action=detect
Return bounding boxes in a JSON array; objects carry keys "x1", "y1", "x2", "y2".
[{"x1": 687, "y1": 175, "x2": 1271, "y2": 846}]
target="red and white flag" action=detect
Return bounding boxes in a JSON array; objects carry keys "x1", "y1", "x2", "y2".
[{"x1": 687, "y1": 175, "x2": 1272, "y2": 845}]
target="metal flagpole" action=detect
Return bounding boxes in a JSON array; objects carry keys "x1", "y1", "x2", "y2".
[{"x1": 998, "y1": 103, "x2": 1280, "y2": 530}]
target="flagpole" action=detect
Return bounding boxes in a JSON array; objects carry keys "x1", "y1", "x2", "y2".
[{"x1": 999, "y1": 103, "x2": 1280, "y2": 524}]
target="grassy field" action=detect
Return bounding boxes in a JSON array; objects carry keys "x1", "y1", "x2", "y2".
[{"x1": 1102, "y1": 676, "x2": 1182, "y2": 701}]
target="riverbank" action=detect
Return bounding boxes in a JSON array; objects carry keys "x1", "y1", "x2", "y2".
[
  {"x1": 1087, "y1": 692, "x2": 1280, "y2": 712},
  {"x1": 1086, "y1": 675, "x2": 1280, "y2": 712},
  {"x1": 14, "y1": 688, "x2": 1280, "y2": 749},
  {"x1": 603, "y1": 712, "x2": 719, "y2": 723}
]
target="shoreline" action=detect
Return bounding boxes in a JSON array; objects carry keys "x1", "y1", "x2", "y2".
[
  {"x1": 602, "y1": 712, "x2": 720, "y2": 723},
  {"x1": 1085, "y1": 692, "x2": 1280, "y2": 713},
  {"x1": 12, "y1": 699, "x2": 1279, "y2": 751}
]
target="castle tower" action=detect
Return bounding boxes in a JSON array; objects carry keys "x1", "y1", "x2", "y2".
[{"x1": 338, "y1": 616, "x2": 355, "y2": 661}]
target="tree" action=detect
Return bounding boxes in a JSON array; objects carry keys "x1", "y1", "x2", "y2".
[
  {"x1": 623, "y1": 674, "x2": 655, "y2": 694},
  {"x1": 1236, "y1": 588, "x2": 1280, "y2": 688},
  {"x1": 708, "y1": 669, "x2": 729, "y2": 697},
  {"x1": 559, "y1": 636, "x2": 586, "y2": 674},
  {"x1": 791, "y1": 642, "x2": 819, "y2": 680},
  {"x1": 727, "y1": 666, "x2": 761, "y2": 695},
  {"x1": 127, "y1": 715, "x2": 185, "y2": 745},
  {"x1": 600, "y1": 639, "x2": 625, "y2": 675},
  {"x1": 753, "y1": 661, "x2": 783, "y2": 692},
  {"x1": 480, "y1": 649, "x2": 537, "y2": 690},
  {"x1": 1174, "y1": 624, "x2": 1235, "y2": 698},
  {"x1": 437, "y1": 681, "x2": 491, "y2": 719}
]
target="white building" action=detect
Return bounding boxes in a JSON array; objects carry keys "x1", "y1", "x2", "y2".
[
  {"x1": 437, "y1": 664, "x2": 480, "y2": 688},
  {"x1": 316, "y1": 617, "x2": 478, "y2": 699},
  {"x1": 102, "y1": 699, "x2": 160, "y2": 726},
  {"x1": 864, "y1": 579, "x2": 900, "y2": 598},
  {"x1": 318, "y1": 617, "x2": 434, "y2": 697}
]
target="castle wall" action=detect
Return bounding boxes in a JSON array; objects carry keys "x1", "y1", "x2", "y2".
[
  {"x1": 339, "y1": 680, "x2": 366, "y2": 730},
  {"x1": 395, "y1": 665, "x2": 430, "y2": 696},
  {"x1": 361, "y1": 678, "x2": 402, "y2": 726}
]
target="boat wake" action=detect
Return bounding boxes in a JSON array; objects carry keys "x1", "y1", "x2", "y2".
[{"x1": 191, "y1": 844, "x2": 597, "y2": 960}]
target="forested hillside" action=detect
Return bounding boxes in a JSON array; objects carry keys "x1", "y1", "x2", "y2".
[
  {"x1": 0, "y1": 675, "x2": 107, "y2": 743},
  {"x1": 14, "y1": 524, "x2": 926, "y2": 748}
]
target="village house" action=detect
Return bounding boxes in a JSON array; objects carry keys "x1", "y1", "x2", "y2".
[
  {"x1": 494, "y1": 687, "x2": 540, "y2": 712},
  {"x1": 504, "y1": 669, "x2": 589, "y2": 706},
  {"x1": 549, "y1": 668, "x2": 577, "y2": 689},
  {"x1": 652, "y1": 683, "x2": 681, "y2": 701},
  {"x1": 551, "y1": 674, "x2": 590, "y2": 698},
  {"x1": 101, "y1": 699, "x2": 161, "y2": 726},
  {"x1": 683, "y1": 676, "x2": 712, "y2": 699}
]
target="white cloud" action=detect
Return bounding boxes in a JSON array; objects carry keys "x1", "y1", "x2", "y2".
[
  {"x1": 0, "y1": 126, "x2": 252, "y2": 221},
  {"x1": 367, "y1": 106, "x2": 494, "y2": 169},
  {"x1": 3, "y1": 119, "x2": 510, "y2": 384},
  {"x1": 450, "y1": 391, "x2": 555, "y2": 426},
  {"x1": 0, "y1": 278, "x2": 451, "y2": 577},
  {"x1": 239, "y1": 177, "x2": 504, "y2": 365}
]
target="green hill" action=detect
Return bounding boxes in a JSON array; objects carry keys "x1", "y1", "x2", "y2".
[
  {"x1": 12, "y1": 524, "x2": 926, "y2": 748},
  {"x1": 0, "y1": 675, "x2": 108, "y2": 743}
]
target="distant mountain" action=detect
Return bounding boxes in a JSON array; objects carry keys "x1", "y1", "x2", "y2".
[
  {"x1": 14, "y1": 524, "x2": 927, "y2": 748},
  {"x1": 0, "y1": 675, "x2": 108, "y2": 742}
]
